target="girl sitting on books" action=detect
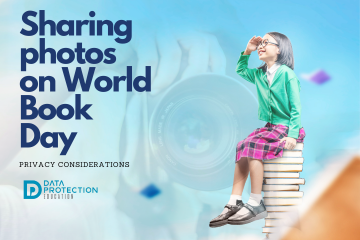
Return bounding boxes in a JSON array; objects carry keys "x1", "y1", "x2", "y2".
[{"x1": 210, "y1": 32, "x2": 306, "y2": 228}]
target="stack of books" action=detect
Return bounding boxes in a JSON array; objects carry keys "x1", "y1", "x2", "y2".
[{"x1": 262, "y1": 142, "x2": 305, "y2": 239}]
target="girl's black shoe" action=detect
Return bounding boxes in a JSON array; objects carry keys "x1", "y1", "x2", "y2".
[
  {"x1": 209, "y1": 200, "x2": 244, "y2": 228},
  {"x1": 227, "y1": 200, "x2": 268, "y2": 225}
]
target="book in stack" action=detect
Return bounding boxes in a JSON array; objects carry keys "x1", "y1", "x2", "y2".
[{"x1": 262, "y1": 142, "x2": 304, "y2": 239}]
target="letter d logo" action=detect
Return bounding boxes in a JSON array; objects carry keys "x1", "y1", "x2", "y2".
[{"x1": 24, "y1": 180, "x2": 42, "y2": 199}]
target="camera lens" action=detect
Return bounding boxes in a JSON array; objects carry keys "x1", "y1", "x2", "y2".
[{"x1": 149, "y1": 73, "x2": 260, "y2": 190}]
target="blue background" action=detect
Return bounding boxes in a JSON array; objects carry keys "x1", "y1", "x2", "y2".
[{"x1": 0, "y1": 0, "x2": 358, "y2": 239}]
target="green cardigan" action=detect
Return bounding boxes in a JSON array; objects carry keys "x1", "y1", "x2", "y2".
[{"x1": 235, "y1": 50, "x2": 302, "y2": 139}]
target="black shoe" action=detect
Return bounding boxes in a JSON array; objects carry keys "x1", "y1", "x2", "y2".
[
  {"x1": 227, "y1": 200, "x2": 268, "y2": 225},
  {"x1": 209, "y1": 200, "x2": 244, "y2": 228}
]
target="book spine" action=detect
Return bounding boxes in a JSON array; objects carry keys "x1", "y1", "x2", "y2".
[
  {"x1": 263, "y1": 178, "x2": 305, "y2": 185},
  {"x1": 264, "y1": 172, "x2": 300, "y2": 178},
  {"x1": 262, "y1": 184, "x2": 300, "y2": 191},
  {"x1": 263, "y1": 191, "x2": 303, "y2": 198},
  {"x1": 264, "y1": 164, "x2": 303, "y2": 172},
  {"x1": 264, "y1": 157, "x2": 304, "y2": 164},
  {"x1": 264, "y1": 198, "x2": 302, "y2": 206}
]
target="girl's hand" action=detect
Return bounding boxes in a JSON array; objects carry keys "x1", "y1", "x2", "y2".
[
  {"x1": 279, "y1": 137, "x2": 297, "y2": 150},
  {"x1": 245, "y1": 36, "x2": 263, "y2": 54}
]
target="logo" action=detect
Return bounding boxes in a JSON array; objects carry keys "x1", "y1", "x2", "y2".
[
  {"x1": 23, "y1": 180, "x2": 99, "y2": 200},
  {"x1": 24, "y1": 180, "x2": 42, "y2": 199}
]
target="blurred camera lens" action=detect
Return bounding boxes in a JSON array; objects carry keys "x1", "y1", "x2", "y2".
[{"x1": 149, "y1": 73, "x2": 260, "y2": 190}]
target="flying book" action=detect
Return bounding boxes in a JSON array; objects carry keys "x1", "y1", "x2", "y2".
[
  {"x1": 281, "y1": 151, "x2": 303, "y2": 158},
  {"x1": 281, "y1": 156, "x2": 360, "y2": 240},
  {"x1": 263, "y1": 157, "x2": 304, "y2": 164},
  {"x1": 263, "y1": 191, "x2": 304, "y2": 198},
  {"x1": 264, "y1": 164, "x2": 303, "y2": 172},
  {"x1": 263, "y1": 178, "x2": 305, "y2": 185},
  {"x1": 264, "y1": 198, "x2": 302, "y2": 206},
  {"x1": 264, "y1": 172, "x2": 300, "y2": 178},
  {"x1": 262, "y1": 184, "x2": 299, "y2": 191}
]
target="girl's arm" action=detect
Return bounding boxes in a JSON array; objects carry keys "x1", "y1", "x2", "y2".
[
  {"x1": 286, "y1": 77, "x2": 302, "y2": 139},
  {"x1": 235, "y1": 51, "x2": 258, "y2": 84}
]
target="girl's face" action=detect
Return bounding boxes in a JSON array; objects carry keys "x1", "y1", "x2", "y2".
[{"x1": 258, "y1": 34, "x2": 280, "y2": 62}]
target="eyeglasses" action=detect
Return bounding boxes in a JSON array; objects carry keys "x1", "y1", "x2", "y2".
[{"x1": 256, "y1": 39, "x2": 279, "y2": 49}]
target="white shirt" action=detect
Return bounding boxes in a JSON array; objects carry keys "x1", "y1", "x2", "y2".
[{"x1": 266, "y1": 62, "x2": 282, "y2": 86}]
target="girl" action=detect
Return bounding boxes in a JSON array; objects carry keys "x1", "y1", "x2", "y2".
[{"x1": 209, "y1": 32, "x2": 306, "y2": 228}]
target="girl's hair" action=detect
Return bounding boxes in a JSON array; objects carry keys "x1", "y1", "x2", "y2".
[{"x1": 257, "y1": 32, "x2": 294, "y2": 73}]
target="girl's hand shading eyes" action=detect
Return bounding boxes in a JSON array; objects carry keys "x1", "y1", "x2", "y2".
[{"x1": 245, "y1": 36, "x2": 263, "y2": 54}]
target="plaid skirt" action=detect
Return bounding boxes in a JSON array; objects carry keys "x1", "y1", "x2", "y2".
[{"x1": 235, "y1": 122, "x2": 306, "y2": 162}]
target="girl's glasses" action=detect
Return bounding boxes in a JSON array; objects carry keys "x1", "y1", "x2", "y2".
[{"x1": 256, "y1": 39, "x2": 279, "y2": 49}]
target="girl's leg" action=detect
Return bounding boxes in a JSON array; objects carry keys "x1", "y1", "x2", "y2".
[
  {"x1": 248, "y1": 158, "x2": 264, "y2": 194},
  {"x1": 227, "y1": 158, "x2": 267, "y2": 224},
  {"x1": 232, "y1": 158, "x2": 264, "y2": 216},
  {"x1": 231, "y1": 157, "x2": 250, "y2": 195},
  {"x1": 209, "y1": 157, "x2": 250, "y2": 227}
]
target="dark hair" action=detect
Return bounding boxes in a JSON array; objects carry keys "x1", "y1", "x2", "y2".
[{"x1": 257, "y1": 32, "x2": 295, "y2": 73}]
